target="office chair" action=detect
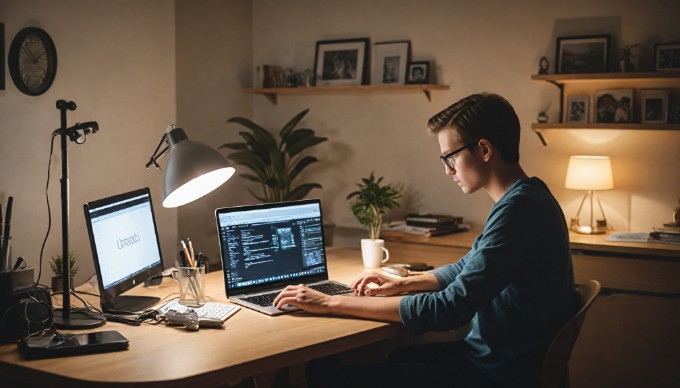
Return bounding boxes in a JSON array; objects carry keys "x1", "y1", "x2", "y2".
[{"x1": 541, "y1": 280, "x2": 601, "y2": 388}]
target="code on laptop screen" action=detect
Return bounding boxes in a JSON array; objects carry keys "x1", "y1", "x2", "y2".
[{"x1": 217, "y1": 202, "x2": 327, "y2": 290}]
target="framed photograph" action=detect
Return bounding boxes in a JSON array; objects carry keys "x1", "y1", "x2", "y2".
[
  {"x1": 654, "y1": 42, "x2": 680, "y2": 71},
  {"x1": 640, "y1": 90, "x2": 669, "y2": 124},
  {"x1": 406, "y1": 61, "x2": 430, "y2": 84},
  {"x1": 595, "y1": 89, "x2": 633, "y2": 123},
  {"x1": 566, "y1": 95, "x2": 589, "y2": 123},
  {"x1": 313, "y1": 38, "x2": 369, "y2": 86},
  {"x1": 668, "y1": 94, "x2": 680, "y2": 124},
  {"x1": 372, "y1": 41, "x2": 410, "y2": 85},
  {"x1": 556, "y1": 35, "x2": 610, "y2": 74}
]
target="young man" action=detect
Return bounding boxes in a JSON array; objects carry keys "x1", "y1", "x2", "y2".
[{"x1": 274, "y1": 93, "x2": 578, "y2": 387}]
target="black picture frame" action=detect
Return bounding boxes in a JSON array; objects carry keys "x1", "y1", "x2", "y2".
[
  {"x1": 406, "y1": 61, "x2": 430, "y2": 84},
  {"x1": 654, "y1": 42, "x2": 680, "y2": 71},
  {"x1": 556, "y1": 35, "x2": 610, "y2": 74},
  {"x1": 1, "y1": 23, "x2": 5, "y2": 90},
  {"x1": 595, "y1": 89, "x2": 633, "y2": 123},
  {"x1": 313, "y1": 38, "x2": 369, "y2": 86}
]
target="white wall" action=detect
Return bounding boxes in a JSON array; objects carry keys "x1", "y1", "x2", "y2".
[
  {"x1": 245, "y1": 0, "x2": 680, "y2": 237},
  {"x1": 0, "y1": 0, "x2": 177, "y2": 285}
]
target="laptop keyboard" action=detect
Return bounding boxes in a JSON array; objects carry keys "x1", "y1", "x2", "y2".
[{"x1": 241, "y1": 282, "x2": 353, "y2": 307}]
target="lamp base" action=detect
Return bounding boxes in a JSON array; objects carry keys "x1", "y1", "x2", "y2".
[
  {"x1": 570, "y1": 217, "x2": 608, "y2": 235},
  {"x1": 53, "y1": 308, "x2": 106, "y2": 330}
]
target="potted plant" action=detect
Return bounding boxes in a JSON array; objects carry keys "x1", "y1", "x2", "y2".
[
  {"x1": 50, "y1": 251, "x2": 78, "y2": 291},
  {"x1": 347, "y1": 172, "x2": 402, "y2": 268},
  {"x1": 220, "y1": 109, "x2": 328, "y2": 203}
]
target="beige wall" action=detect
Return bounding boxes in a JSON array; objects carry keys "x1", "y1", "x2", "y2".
[
  {"x1": 0, "y1": 0, "x2": 177, "y2": 285},
  {"x1": 1, "y1": 0, "x2": 679, "y2": 285},
  {"x1": 246, "y1": 0, "x2": 680, "y2": 237}
]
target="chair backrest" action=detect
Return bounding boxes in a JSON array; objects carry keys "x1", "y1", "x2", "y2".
[{"x1": 541, "y1": 280, "x2": 601, "y2": 388}]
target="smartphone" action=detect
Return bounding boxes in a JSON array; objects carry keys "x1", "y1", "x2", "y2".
[{"x1": 18, "y1": 330, "x2": 129, "y2": 359}]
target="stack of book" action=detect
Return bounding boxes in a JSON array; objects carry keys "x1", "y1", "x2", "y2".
[
  {"x1": 649, "y1": 223, "x2": 680, "y2": 245},
  {"x1": 382, "y1": 213, "x2": 467, "y2": 237}
]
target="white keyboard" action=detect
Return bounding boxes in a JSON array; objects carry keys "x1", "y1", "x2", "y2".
[{"x1": 158, "y1": 299, "x2": 240, "y2": 327}]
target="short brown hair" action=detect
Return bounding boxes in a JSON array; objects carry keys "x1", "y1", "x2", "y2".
[{"x1": 427, "y1": 93, "x2": 520, "y2": 163}]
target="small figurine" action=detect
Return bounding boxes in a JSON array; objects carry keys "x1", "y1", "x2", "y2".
[
  {"x1": 537, "y1": 102, "x2": 550, "y2": 123},
  {"x1": 618, "y1": 44, "x2": 639, "y2": 73},
  {"x1": 539, "y1": 56, "x2": 550, "y2": 75}
]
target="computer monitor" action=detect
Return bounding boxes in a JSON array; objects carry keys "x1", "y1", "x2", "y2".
[{"x1": 83, "y1": 187, "x2": 164, "y2": 313}]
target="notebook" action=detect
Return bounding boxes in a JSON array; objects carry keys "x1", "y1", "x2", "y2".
[{"x1": 215, "y1": 199, "x2": 352, "y2": 315}]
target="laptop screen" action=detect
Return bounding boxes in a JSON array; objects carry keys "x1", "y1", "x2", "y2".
[
  {"x1": 84, "y1": 187, "x2": 164, "y2": 311},
  {"x1": 216, "y1": 199, "x2": 329, "y2": 295}
]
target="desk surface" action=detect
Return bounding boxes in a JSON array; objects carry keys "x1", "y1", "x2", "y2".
[
  {"x1": 0, "y1": 245, "x2": 459, "y2": 387},
  {"x1": 381, "y1": 229, "x2": 680, "y2": 259}
]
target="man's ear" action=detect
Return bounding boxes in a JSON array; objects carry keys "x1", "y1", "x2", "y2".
[{"x1": 478, "y1": 139, "x2": 493, "y2": 161}]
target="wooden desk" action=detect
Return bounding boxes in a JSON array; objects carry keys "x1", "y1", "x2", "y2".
[{"x1": 0, "y1": 246, "x2": 457, "y2": 387}]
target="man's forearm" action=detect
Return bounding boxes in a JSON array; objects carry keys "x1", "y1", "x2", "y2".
[{"x1": 329, "y1": 294, "x2": 403, "y2": 322}]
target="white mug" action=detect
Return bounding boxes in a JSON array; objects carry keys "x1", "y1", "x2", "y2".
[{"x1": 361, "y1": 239, "x2": 390, "y2": 269}]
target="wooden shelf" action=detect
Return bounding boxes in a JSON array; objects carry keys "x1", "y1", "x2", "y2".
[
  {"x1": 531, "y1": 71, "x2": 680, "y2": 83},
  {"x1": 532, "y1": 123, "x2": 680, "y2": 131},
  {"x1": 243, "y1": 84, "x2": 449, "y2": 105},
  {"x1": 531, "y1": 71, "x2": 680, "y2": 145}
]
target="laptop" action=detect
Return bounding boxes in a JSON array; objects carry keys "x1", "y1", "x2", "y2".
[{"x1": 215, "y1": 199, "x2": 352, "y2": 315}]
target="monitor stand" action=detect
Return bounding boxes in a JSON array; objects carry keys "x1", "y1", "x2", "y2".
[{"x1": 111, "y1": 295, "x2": 161, "y2": 312}]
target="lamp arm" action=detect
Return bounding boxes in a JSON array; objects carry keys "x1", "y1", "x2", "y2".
[{"x1": 146, "y1": 134, "x2": 169, "y2": 169}]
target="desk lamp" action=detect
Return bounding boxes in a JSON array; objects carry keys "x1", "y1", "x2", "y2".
[
  {"x1": 146, "y1": 125, "x2": 235, "y2": 208},
  {"x1": 565, "y1": 155, "x2": 614, "y2": 234}
]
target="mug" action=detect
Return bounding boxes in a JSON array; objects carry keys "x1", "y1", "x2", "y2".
[
  {"x1": 171, "y1": 266, "x2": 206, "y2": 307},
  {"x1": 361, "y1": 239, "x2": 390, "y2": 269}
]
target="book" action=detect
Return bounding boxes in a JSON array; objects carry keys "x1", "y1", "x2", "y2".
[
  {"x1": 382, "y1": 221, "x2": 469, "y2": 237},
  {"x1": 405, "y1": 213, "x2": 463, "y2": 225}
]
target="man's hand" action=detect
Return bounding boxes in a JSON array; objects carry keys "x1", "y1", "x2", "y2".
[
  {"x1": 273, "y1": 284, "x2": 335, "y2": 314},
  {"x1": 351, "y1": 271, "x2": 405, "y2": 296}
]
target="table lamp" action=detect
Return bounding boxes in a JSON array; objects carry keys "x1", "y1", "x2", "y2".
[
  {"x1": 564, "y1": 155, "x2": 614, "y2": 234},
  {"x1": 146, "y1": 125, "x2": 235, "y2": 208}
]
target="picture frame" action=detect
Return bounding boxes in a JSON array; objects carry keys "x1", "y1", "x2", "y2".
[
  {"x1": 640, "y1": 89, "x2": 669, "y2": 124},
  {"x1": 595, "y1": 89, "x2": 633, "y2": 123},
  {"x1": 668, "y1": 94, "x2": 680, "y2": 124},
  {"x1": 313, "y1": 38, "x2": 369, "y2": 86},
  {"x1": 1, "y1": 23, "x2": 4, "y2": 90},
  {"x1": 406, "y1": 61, "x2": 430, "y2": 84},
  {"x1": 372, "y1": 41, "x2": 410, "y2": 85},
  {"x1": 654, "y1": 42, "x2": 680, "y2": 71},
  {"x1": 566, "y1": 95, "x2": 589, "y2": 123},
  {"x1": 556, "y1": 35, "x2": 610, "y2": 74}
]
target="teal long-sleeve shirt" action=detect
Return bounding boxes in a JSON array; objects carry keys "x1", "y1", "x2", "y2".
[{"x1": 399, "y1": 177, "x2": 578, "y2": 386}]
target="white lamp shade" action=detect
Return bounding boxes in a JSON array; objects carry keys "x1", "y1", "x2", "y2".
[
  {"x1": 564, "y1": 155, "x2": 614, "y2": 191},
  {"x1": 162, "y1": 129, "x2": 235, "y2": 208}
]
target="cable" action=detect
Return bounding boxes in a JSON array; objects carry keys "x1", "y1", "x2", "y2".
[{"x1": 35, "y1": 132, "x2": 58, "y2": 286}]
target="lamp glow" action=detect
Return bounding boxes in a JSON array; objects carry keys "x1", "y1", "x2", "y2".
[
  {"x1": 565, "y1": 156, "x2": 614, "y2": 234},
  {"x1": 147, "y1": 125, "x2": 234, "y2": 208}
]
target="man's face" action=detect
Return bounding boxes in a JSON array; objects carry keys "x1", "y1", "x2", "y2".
[{"x1": 437, "y1": 128, "x2": 483, "y2": 194}]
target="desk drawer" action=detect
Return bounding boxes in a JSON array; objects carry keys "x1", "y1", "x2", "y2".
[{"x1": 572, "y1": 253, "x2": 680, "y2": 296}]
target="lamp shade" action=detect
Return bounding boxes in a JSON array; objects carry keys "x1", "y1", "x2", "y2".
[
  {"x1": 162, "y1": 127, "x2": 235, "y2": 208},
  {"x1": 564, "y1": 155, "x2": 614, "y2": 191}
]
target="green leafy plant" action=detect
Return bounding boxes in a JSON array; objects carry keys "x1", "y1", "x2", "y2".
[
  {"x1": 220, "y1": 109, "x2": 328, "y2": 202},
  {"x1": 347, "y1": 172, "x2": 403, "y2": 240},
  {"x1": 50, "y1": 251, "x2": 78, "y2": 279}
]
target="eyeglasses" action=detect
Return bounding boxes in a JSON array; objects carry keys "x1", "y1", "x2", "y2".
[{"x1": 439, "y1": 142, "x2": 476, "y2": 170}]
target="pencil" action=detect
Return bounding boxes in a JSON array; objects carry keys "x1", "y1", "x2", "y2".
[
  {"x1": 187, "y1": 238, "x2": 195, "y2": 265},
  {"x1": 180, "y1": 240, "x2": 194, "y2": 267},
  {"x1": 1, "y1": 197, "x2": 13, "y2": 270}
]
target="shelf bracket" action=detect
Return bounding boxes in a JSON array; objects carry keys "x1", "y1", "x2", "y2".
[
  {"x1": 546, "y1": 80, "x2": 564, "y2": 123},
  {"x1": 263, "y1": 93, "x2": 277, "y2": 105},
  {"x1": 421, "y1": 89, "x2": 432, "y2": 102},
  {"x1": 532, "y1": 127, "x2": 547, "y2": 146}
]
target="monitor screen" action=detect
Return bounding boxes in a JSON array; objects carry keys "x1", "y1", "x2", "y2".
[{"x1": 83, "y1": 187, "x2": 163, "y2": 312}]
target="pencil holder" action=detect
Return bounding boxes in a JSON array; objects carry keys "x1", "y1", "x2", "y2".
[{"x1": 171, "y1": 266, "x2": 205, "y2": 307}]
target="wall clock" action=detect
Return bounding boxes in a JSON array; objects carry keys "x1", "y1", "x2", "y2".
[{"x1": 8, "y1": 27, "x2": 57, "y2": 96}]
